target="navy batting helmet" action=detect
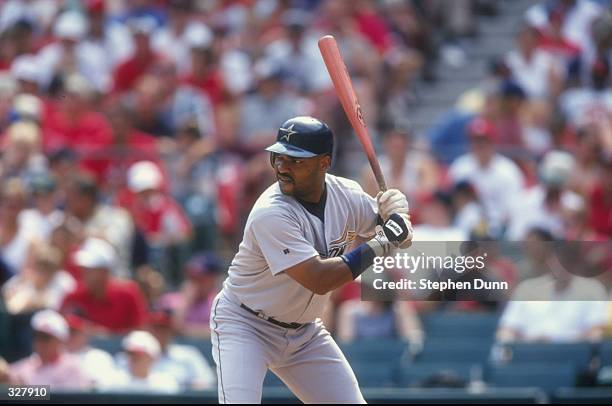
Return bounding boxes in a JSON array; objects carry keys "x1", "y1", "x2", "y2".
[{"x1": 265, "y1": 116, "x2": 333, "y2": 158}]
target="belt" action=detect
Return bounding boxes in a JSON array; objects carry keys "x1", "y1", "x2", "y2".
[{"x1": 240, "y1": 303, "x2": 305, "y2": 329}]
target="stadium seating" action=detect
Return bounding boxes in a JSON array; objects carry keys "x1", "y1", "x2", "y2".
[
  {"x1": 508, "y1": 343, "x2": 594, "y2": 369},
  {"x1": 485, "y1": 363, "x2": 576, "y2": 390},
  {"x1": 397, "y1": 362, "x2": 477, "y2": 387},
  {"x1": 339, "y1": 339, "x2": 408, "y2": 363},
  {"x1": 420, "y1": 312, "x2": 500, "y2": 340}
]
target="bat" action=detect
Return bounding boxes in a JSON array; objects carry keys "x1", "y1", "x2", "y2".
[{"x1": 318, "y1": 35, "x2": 387, "y2": 192}]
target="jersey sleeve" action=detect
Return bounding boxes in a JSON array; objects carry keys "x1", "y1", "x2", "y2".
[{"x1": 250, "y1": 210, "x2": 319, "y2": 276}]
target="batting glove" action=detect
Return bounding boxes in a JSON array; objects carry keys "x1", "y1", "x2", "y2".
[
  {"x1": 376, "y1": 189, "x2": 409, "y2": 221},
  {"x1": 381, "y1": 212, "x2": 413, "y2": 249}
]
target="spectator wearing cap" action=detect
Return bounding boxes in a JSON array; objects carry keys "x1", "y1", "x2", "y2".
[
  {"x1": 64, "y1": 174, "x2": 134, "y2": 279},
  {"x1": 9, "y1": 309, "x2": 90, "y2": 389},
  {"x1": 64, "y1": 313, "x2": 117, "y2": 389},
  {"x1": 108, "y1": 330, "x2": 179, "y2": 393},
  {"x1": 2, "y1": 242, "x2": 75, "y2": 314},
  {"x1": 60, "y1": 237, "x2": 148, "y2": 334},
  {"x1": 118, "y1": 161, "x2": 192, "y2": 249},
  {"x1": 449, "y1": 117, "x2": 525, "y2": 237},
  {"x1": 496, "y1": 80, "x2": 527, "y2": 150},
  {"x1": 181, "y1": 21, "x2": 228, "y2": 107},
  {"x1": 507, "y1": 150, "x2": 581, "y2": 240},
  {"x1": 82, "y1": 0, "x2": 132, "y2": 71},
  {"x1": 160, "y1": 252, "x2": 223, "y2": 338},
  {"x1": 112, "y1": 17, "x2": 160, "y2": 94},
  {"x1": 9, "y1": 54, "x2": 41, "y2": 95},
  {"x1": 143, "y1": 309, "x2": 216, "y2": 389},
  {"x1": 36, "y1": 10, "x2": 109, "y2": 93}
]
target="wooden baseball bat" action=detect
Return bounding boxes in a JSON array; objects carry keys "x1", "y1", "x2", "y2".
[{"x1": 318, "y1": 35, "x2": 387, "y2": 192}]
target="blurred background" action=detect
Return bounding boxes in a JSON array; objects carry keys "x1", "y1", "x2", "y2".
[{"x1": 0, "y1": 0, "x2": 611, "y2": 403}]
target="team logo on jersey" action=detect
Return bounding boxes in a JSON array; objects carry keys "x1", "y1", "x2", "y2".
[
  {"x1": 327, "y1": 223, "x2": 356, "y2": 258},
  {"x1": 279, "y1": 124, "x2": 297, "y2": 142}
]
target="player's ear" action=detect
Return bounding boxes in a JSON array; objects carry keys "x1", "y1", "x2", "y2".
[{"x1": 320, "y1": 154, "x2": 332, "y2": 170}]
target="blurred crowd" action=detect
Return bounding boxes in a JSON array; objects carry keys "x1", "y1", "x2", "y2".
[{"x1": 0, "y1": 0, "x2": 611, "y2": 393}]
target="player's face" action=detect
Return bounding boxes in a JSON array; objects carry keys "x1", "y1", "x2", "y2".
[{"x1": 272, "y1": 153, "x2": 330, "y2": 201}]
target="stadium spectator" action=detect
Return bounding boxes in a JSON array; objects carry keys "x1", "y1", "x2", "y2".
[
  {"x1": 9, "y1": 309, "x2": 90, "y2": 389},
  {"x1": 64, "y1": 313, "x2": 117, "y2": 389},
  {"x1": 112, "y1": 17, "x2": 159, "y2": 94},
  {"x1": 412, "y1": 190, "x2": 467, "y2": 242},
  {"x1": 64, "y1": 174, "x2": 134, "y2": 278},
  {"x1": 60, "y1": 237, "x2": 148, "y2": 334},
  {"x1": 42, "y1": 74, "x2": 113, "y2": 154},
  {"x1": 120, "y1": 161, "x2": 192, "y2": 248},
  {"x1": 337, "y1": 296, "x2": 424, "y2": 352},
  {"x1": 588, "y1": 155, "x2": 612, "y2": 237},
  {"x1": 19, "y1": 174, "x2": 62, "y2": 239},
  {"x1": 146, "y1": 309, "x2": 216, "y2": 390},
  {"x1": 0, "y1": 178, "x2": 39, "y2": 273},
  {"x1": 361, "y1": 126, "x2": 440, "y2": 206},
  {"x1": 0, "y1": 120, "x2": 46, "y2": 184},
  {"x1": 449, "y1": 117, "x2": 525, "y2": 237},
  {"x1": 109, "y1": 330, "x2": 179, "y2": 393},
  {"x1": 507, "y1": 150, "x2": 580, "y2": 240},
  {"x1": 505, "y1": 24, "x2": 562, "y2": 100},
  {"x1": 159, "y1": 252, "x2": 223, "y2": 338},
  {"x1": 451, "y1": 180, "x2": 487, "y2": 237},
  {"x1": 497, "y1": 236, "x2": 608, "y2": 343},
  {"x1": 2, "y1": 242, "x2": 75, "y2": 314}
]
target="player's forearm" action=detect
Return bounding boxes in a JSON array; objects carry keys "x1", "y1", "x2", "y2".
[{"x1": 307, "y1": 257, "x2": 354, "y2": 295}]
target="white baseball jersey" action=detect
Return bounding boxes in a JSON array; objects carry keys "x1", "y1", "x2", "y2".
[{"x1": 222, "y1": 174, "x2": 378, "y2": 323}]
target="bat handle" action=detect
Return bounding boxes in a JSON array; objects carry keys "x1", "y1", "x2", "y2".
[{"x1": 369, "y1": 156, "x2": 387, "y2": 192}]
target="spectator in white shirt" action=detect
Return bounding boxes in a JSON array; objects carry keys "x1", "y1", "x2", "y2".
[
  {"x1": 505, "y1": 24, "x2": 562, "y2": 100},
  {"x1": 497, "y1": 241, "x2": 608, "y2": 343},
  {"x1": 64, "y1": 314, "x2": 117, "y2": 389},
  {"x1": 108, "y1": 330, "x2": 179, "y2": 393},
  {"x1": 451, "y1": 180, "x2": 487, "y2": 237},
  {"x1": 2, "y1": 242, "x2": 75, "y2": 314},
  {"x1": 507, "y1": 150, "x2": 581, "y2": 240},
  {"x1": 147, "y1": 309, "x2": 216, "y2": 390},
  {"x1": 449, "y1": 117, "x2": 525, "y2": 237}
]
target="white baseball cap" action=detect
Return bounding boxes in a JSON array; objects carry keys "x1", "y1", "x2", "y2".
[
  {"x1": 540, "y1": 150, "x2": 575, "y2": 186},
  {"x1": 122, "y1": 330, "x2": 161, "y2": 358},
  {"x1": 13, "y1": 93, "x2": 43, "y2": 119},
  {"x1": 185, "y1": 23, "x2": 212, "y2": 49},
  {"x1": 127, "y1": 161, "x2": 163, "y2": 193},
  {"x1": 74, "y1": 237, "x2": 117, "y2": 270},
  {"x1": 10, "y1": 54, "x2": 40, "y2": 83},
  {"x1": 54, "y1": 11, "x2": 88, "y2": 41},
  {"x1": 31, "y1": 309, "x2": 69, "y2": 341}
]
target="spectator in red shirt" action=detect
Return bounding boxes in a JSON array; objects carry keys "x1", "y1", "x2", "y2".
[
  {"x1": 43, "y1": 74, "x2": 113, "y2": 154},
  {"x1": 589, "y1": 156, "x2": 612, "y2": 237},
  {"x1": 60, "y1": 237, "x2": 148, "y2": 334},
  {"x1": 118, "y1": 161, "x2": 192, "y2": 248},
  {"x1": 112, "y1": 17, "x2": 159, "y2": 94}
]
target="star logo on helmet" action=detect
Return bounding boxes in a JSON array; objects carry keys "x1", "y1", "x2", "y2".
[{"x1": 279, "y1": 124, "x2": 297, "y2": 142}]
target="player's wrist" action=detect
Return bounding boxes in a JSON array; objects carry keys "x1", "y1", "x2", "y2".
[{"x1": 341, "y1": 232, "x2": 392, "y2": 280}]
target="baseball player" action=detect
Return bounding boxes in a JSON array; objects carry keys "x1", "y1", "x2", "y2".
[{"x1": 210, "y1": 116, "x2": 412, "y2": 403}]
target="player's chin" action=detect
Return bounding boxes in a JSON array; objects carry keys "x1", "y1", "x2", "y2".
[{"x1": 278, "y1": 179, "x2": 295, "y2": 195}]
